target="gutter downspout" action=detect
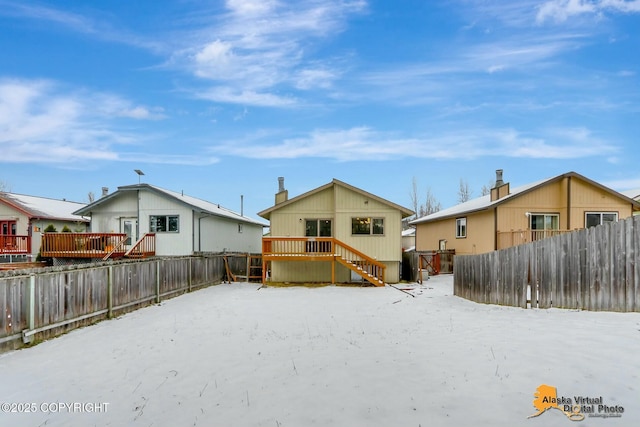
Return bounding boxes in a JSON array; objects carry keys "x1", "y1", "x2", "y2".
[
  {"x1": 136, "y1": 190, "x2": 140, "y2": 243},
  {"x1": 494, "y1": 207, "x2": 498, "y2": 251},
  {"x1": 567, "y1": 176, "x2": 572, "y2": 230}
]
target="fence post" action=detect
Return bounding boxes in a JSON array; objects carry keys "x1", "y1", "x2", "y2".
[
  {"x1": 156, "y1": 260, "x2": 161, "y2": 303},
  {"x1": 188, "y1": 257, "x2": 192, "y2": 292},
  {"x1": 107, "y1": 265, "x2": 113, "y2": 319},
  {"x1": 22, "y1": 274, "x2": 36, "y2": 344}
]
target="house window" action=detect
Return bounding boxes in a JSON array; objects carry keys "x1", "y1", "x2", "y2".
[
  {"x1": 238, "y1": 223, "x2": 243, "y2": 233},
  {"x1": 585, "y1": 212, "x2": 618, "y2": 228},
  {"x1": 352, "y1": 217, "x2": 384, "y2": 235},
  {"x1": 530, "y1": 213, "x2": 559, "y2": 240},
  {"x1": 1, "y1": 220, "x2": 17, "y2": 236},
  {"x1": 305, "y1": 219, "x2": 332, "y2": 252},
  {"x1": 150, "y1": 215, "x2": 179, "y2": 232},
  {"x1": 1, "y1": 220, "x2": 17, "y2": 249},
  {"x1": 456, "y1": 218, "x2": 466, "y2": 238}
]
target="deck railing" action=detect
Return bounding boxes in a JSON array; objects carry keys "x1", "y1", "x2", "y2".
[
  {"x1": 125, "y1": 233, "x2": 156, "y2": 258},
  {"x1": 41, "y1": 233, "x2": 128, "y2": 258},
  {"x1": 262, "y1": 236, "x2": 386, "y2": 286},
  {"x1": 0, "y1": 235, "x2": 30, "y2": 254},
  {"x1": 496, "y1": 229, "x2": 573, "y2": 250}
]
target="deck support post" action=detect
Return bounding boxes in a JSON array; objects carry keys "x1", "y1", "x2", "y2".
[{"x1": 331, "y1": 258, "x2": 335, "y2": 284}]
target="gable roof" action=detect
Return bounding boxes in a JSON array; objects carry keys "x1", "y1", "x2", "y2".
[
  {"x1": 74, "y1": 184, "x2": 267, "y2": 227},
  {"x1": 621, "y1": 188, "x2": 640, "y2": 200},
  {"x1": 410, "y1": 171, "x2": 640, "y2": 225},
  {"x1": 0, "y1": 192, "x2": 89, "y2": 223},
  {"x1": 258, "y1": 178, "x2": 414, "y2": 220}
]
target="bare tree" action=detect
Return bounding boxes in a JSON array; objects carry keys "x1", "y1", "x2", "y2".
[
  {"x1": 410, "y1": 177, "x2": 441, "y2": 218},
  {"x1": 458, "y1": 178, "x2": 472, "y2": 203},
  {"x1": 0, "y1": 180, "x2": 11, "y2": 193},
  {"x1": 87, "y1": 191, "x2": 95, "y2": 203},
  {"x1": 423, "y1": 187, "x2": 441, "y2": 216},
  {"x1": 409, "y1": 176, "x2": 419, "y2": 217},
  {"x1": 480, "y1": 178, "x2": 495, "y2": 196}
]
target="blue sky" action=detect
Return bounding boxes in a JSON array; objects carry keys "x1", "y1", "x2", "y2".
[{"x1": 1, "y1": 0, "x2": 639, "y2": 219}]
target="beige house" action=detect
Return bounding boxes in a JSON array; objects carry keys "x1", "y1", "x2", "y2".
[
  {"x1": 411, "y1": 170, "x2": 640, "y2": 255},
  {"x1": 621, "y1": 189, "x2": 640, "y2": 215},
  {"x1": 258, "y1": 178, "x2": 414, "y2": 285}
]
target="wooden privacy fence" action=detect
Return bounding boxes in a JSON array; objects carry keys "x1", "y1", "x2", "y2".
[
  {"x1": 0, "y1": 253, "x2": 257, "y2": 353},
  {"x1": 454, "y1": 215, "x2": 640, "y2": 312}
]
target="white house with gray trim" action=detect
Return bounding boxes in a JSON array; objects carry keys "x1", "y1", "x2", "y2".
[{"x1": 74, "y1": 184, "x2": 267, "y2": 256}]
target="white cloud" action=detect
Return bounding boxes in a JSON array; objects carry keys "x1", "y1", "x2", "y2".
[
  {"x1": 225, "y1": 0, "x2": 280, "y2": 16},
  {"x1": 0, "y1": 78, "x2": 191, "y2": 165},
  {"x1": 196, "y1": 87, "x2": 297, "y2": 107},
  {"x1": 208, "y1": 126, "x2": 618, "y2": 161},
  {"x1": 0, "y1": 0, "x2": 163, "y2": 51},
  {"x1": 536, "y1": 0, "x2": 640, "y2": 23},
  {"x1": 602, "y1": 177, "x2": 640, "y2": 193},
  {"x1": 176, "y1": 0, "x2": 366, "y2": 106}
]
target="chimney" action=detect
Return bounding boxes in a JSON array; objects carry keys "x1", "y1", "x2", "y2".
[
  {"x1": 275, "y1": 177, "x2": 288, "y2": 204},
  {"x1": 101, "y1": 187, "x2": 109, "y2": 197},
  {"x1": 490, "y1": 169, "x2": 510, "y2": 202},
  {"x1": 494, "y1": 169, "x2": 504, "y2": 187}
]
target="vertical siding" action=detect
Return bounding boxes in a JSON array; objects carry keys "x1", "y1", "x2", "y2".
[
  {"x1": 270, "y1": 187, "x2": 334, "y2": 236},
  {"x1": 138, "y1": 191, "x2": 193, "y2": 256},
  {"x1": 267, "y1": 183, "x2": 406, "y2": 283},
  {"x1": 334, "y1": 185, "x2": 403, "y2": 262},
  {"x1": 89, "y1": 192, "x2": 138, "y2": 233},
  {"x1": 415, "y1": 210, "x2": 494, "y2": 255},
  {"x1": 419, "y1": 177, "x2": 636, "y2": 256},
  {"x1": 197, "y1": 215, "x2": 263, "y2": 253},
  {"x1": 568, "y1": 178, "x2": 633, "y2": 228}
]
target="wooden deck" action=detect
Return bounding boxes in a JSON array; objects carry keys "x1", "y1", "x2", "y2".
[
  {"x1": 262, "y1": 237, "x2": 386, "y2": 286},
  {"x1": 0, "y1": 235, "x2": 30, "y2": 255},
  {"x1": 41, "y1": 233, "x2": 156, "y2": 259},
  {"x1": 496, "y1": 229, "x2": 573, "y2": 250}
]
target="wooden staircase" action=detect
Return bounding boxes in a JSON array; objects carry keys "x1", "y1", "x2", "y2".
[
  {"x1": 262, "y1": 237, "x2": 386, "y2": 286},
  {"x1": 124, "y1": 233, "x2": 156, "y2": 259}
]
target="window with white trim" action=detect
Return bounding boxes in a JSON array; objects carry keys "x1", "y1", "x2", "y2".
[
  {"x1": 585, "y1": 212, "x2": 618, "y2": 228},
  {"x1": 456, "y1": 217, "x2": 466, "y2": 238}
]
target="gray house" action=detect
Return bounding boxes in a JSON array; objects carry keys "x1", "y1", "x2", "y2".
[{"x1": 74, "y1": 184, "x2": 266, "y2": 256}]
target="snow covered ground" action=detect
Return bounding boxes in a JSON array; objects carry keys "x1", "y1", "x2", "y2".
[{"x1": 1, "y1": 274, "x2": 638, "y2": 427}]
